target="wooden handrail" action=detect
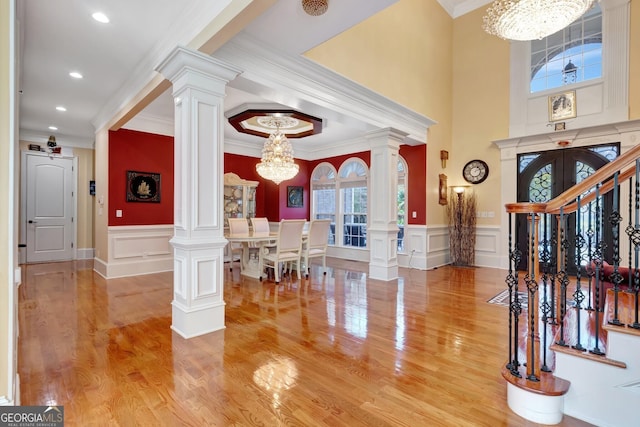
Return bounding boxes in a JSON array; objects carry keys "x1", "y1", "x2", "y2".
[
  {"x1": 546, "y1": 144, "x2": 640, "y2": 211},
  {"x1": 505, "y1": 144, "x2": 640, "y2": 215}
]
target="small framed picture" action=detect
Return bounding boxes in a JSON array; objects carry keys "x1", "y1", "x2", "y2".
[
  {"x1": 438, "y1": 174, "x2": 448, "y2": 206},
  {"x1": 287, "y1": 186, "x2": 303, "y2": 208},
  {"x1": 126, "y1": 171, "x2": 161, "y2": 203},
  {"x1": 554, "y1": 122, "x2": 566, "y2": 131},
  {"x1": 549, "y1": 91, "x2": 576, "y2": 122}
]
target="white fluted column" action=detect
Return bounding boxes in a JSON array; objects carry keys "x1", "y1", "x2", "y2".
[
  {"x1": 367, "y1": 128, "x2": 407, "y2": 281},
  {"x1": 156, "y1": 46, "x2": 241, "y2": 338}
]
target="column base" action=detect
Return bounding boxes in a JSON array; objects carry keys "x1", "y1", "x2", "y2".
[
  {"x1": 171, "y1": 300, "x2": 226, "y2": 338},
  {"x1": 369, "y1": 263, "x2": 398, "y2": 281}
]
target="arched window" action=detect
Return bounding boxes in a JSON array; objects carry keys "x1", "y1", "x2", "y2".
[
  {"x1": 338, "y1": 159, "x2": 368, "y2": 248},
  {"x1": 530, "y1": 4, "x2": 602, "y2": 93},
  {"x1": 397, "y1": 157, "x2": 408, "y2": 252},
  {"x1": 310, "y1": 162, "x2": 337, "y2": 244}
]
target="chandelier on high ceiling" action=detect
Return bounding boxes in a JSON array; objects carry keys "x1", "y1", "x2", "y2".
[
  {"x1": 483, "y1": 0, "x2": 595, "y2": 41},
  {"x1": 255, "y1": 117, "x2": 299, "y2": 185},
  {"x1": 302, "y1": 0, "x2": 328, "y2": 16}
]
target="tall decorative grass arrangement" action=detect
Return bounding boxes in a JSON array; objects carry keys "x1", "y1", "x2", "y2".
[{"x1": 447, "y1": 189, "x2": 477, "y2": 266}]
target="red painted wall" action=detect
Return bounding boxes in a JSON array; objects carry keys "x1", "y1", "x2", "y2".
[
  {"x1": 399, "y1": 144, "x2": 427, "y2": 225},
  {"x1": 108, "y1": 129, "x2": 174, "y2": 225},
  {"x1": 106, "y1": 132, "x2": 426, "y2": 226},
  {"x1": 224, "y1": 153, "x2": 311, "y2": 221}
]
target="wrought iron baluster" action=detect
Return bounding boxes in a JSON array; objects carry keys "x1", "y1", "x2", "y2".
[
  {"x1": 591, "y1": 185, "x2": 605, "y2": 355},
  {"x1": 540, "y1": 212, "x2": 552, "y2": 372},
  {"x1": 555, "y1": 208, "x2": 570, "y2": 347},
  {"x1": 573, "y1": 197, "x2": 586, "y2": 351},
  {"x1": 526, "y1": 212, "x2": 539, "y2": 382},
  {"x1": 630, "y1": 161, "x2": 640, "y2": 330},
  {"x1": 609, "y1": 172, "x2": 623, "y2": 326},
  {"x1": 586, "y1": 201, "x2": 595, "y2": 311}
]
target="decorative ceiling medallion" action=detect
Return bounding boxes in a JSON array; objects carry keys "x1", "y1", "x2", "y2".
[
  {"x1": 227, "y1": 109, "x2": 323, "y2": 139},
  {"x1": 256, "y1": 116, "x2": 299, "y2": 130}
]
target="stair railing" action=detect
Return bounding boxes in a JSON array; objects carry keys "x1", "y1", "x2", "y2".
[{"x1": 504, "y1": 143, "x2": 640, "y2": 386}]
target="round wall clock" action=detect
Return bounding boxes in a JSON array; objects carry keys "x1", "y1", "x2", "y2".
[{"x1": 462, "y1": 159, "x2": 489, "y2": 184}]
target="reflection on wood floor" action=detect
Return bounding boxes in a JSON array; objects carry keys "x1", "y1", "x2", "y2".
[{"x1": 18, "y1": 259, "x2": 593, "y2": 426}]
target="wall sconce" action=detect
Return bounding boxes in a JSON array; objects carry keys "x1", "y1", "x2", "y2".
[{"x1": 440, "y1": 150, "x2": 449, "y2": 169}]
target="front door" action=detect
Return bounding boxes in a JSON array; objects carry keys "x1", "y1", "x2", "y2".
[
  {"x1": 516, "y1": 144, "x2": 618, "y2": 273},
  {"x1": 25, "y1": 153, "x2": 75, "y2": 263}
]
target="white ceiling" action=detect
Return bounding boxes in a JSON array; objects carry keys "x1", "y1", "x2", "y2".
[{"x1": 17, "y1": 0, "x2": 491, "y2": 153}]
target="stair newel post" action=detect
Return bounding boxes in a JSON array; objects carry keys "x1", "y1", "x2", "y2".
[
  {"x1": 555, "y1": 208, "x2": 570, "y2": 347},
  {"x1": 631, "y1": 160, "x2": 640, "y2": 329},
  {"x1": 525, "y1": 212, "x2": 541, "y2": 382},
  {"x1": 609, "y1": 172, "x2": 624, "y2": 326},
  {"x1": 573, "y1": 196, "x2": 586, "y2": 351},
  {"x1": 506, "y1": 212, "x2": 522, "y2": 373},
  {"x1": 591, "y1": 185, "x2": 606, "y2": 355},
  {"x1": 540, "y1": 212, "x2": 553, "y2": 372}
]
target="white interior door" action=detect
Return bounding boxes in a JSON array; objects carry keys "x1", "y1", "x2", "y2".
[{"x1": 26, "y1": 154, "x2": 74, "y2": 263}]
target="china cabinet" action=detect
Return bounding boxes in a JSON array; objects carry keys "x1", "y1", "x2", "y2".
[{"x1": 223, "y1": 173, "x2": 258, "y2": 227}]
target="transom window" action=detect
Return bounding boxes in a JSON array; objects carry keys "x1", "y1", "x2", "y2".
[{"x1": 530, "y1": 4, "x2": 602, "y2": 93}]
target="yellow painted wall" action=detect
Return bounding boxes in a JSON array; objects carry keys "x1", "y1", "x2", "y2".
[
  {"x1": 94, "y1": 129, "x2": 109, "y2": 263},
  {"x1": 0, "y1": 0, "x2": 12, "y2": 402},
  {"x1": 451, "y1": 8, "x2": 510, "y2": 224},
  {"x1": 305, "y1": 0, "x2": 453, "y2": 225},
  {"x1": 630, "y1": 0, "x2": 640, "y2": 119}
]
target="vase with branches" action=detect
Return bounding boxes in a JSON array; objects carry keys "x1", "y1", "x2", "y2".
[{"x1": 447, "y1": 188, "x2": 477, "y2": 266}]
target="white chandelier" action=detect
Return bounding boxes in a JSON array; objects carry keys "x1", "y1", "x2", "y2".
[
  {"x1": 255, "y1": 117, "x2": 299, "y2": 185},
  {"x1": 483, "y1": 0, "x2": 595, "y2": 41}
]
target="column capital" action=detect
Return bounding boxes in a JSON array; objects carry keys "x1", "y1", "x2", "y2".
[
  {"x1": 156, "y1": 45, "x2": 242, "y2": 87},
  {"x1": 365, "y1": 128, "x2": 407, "y2": 147}
]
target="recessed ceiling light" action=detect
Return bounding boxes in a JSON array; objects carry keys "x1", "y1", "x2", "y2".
[
  {"x1": 92, "y1": 12, "x2": 109, "y2": 23},
  {"x1": 56, "y1": 106, "x2": 67, "y2": 112},
  {"x1": 48, "y1": 126, "x2": 58, "y2": 131},
  {"x1": 69, "y1": 71, "x2": 83, "y2": 79}
]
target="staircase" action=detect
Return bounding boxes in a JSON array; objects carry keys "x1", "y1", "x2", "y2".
[{"x1": 503, "y1": 145, "x2": 640, "y2": 425}]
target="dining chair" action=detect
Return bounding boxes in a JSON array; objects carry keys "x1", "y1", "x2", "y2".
[
  {"x1": 227, "y1": 218, "x2": 249, "y2": 272},
  {"x1": 262, "y1": 219, "x2": 306, "y2": 284},
  {"x1": 250, "y1": 217, "x2": 271, "y2": 235},
  {"x1": 301, "y1": 219, "x2": 331, "y2": 278}
]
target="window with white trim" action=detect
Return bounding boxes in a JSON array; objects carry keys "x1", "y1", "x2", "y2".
[
  {"x1": 530, "y1": 3, "x2": 602, "y2": 93},
  {"x1": 397, "y1": 157, "x2": 407, "y2": 252},
  {"x1": 310, "y1": 162, "x2": 337, "y2": 244},
  {"x1": 339, "y1": 159, "x2": 368, "y2": 248}
]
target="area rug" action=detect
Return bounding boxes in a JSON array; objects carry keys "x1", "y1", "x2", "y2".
[
  {"x1": 487, "y1": 289, "x2": 576, "y2": 309},
  {"x1": 487, "y1": 289, "x2": 528, "y2": 309}
]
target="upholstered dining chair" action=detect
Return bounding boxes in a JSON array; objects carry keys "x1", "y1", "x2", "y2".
[
  {"x1": 301, "y1": 219, "x2": 330, "y2": 278},
  {"x1": 227, "y1": 218, "x2": 249, "y2": 272},
  {"x1": 250, "y1": 217, "x2": 271, "y2": 235},
  {"x1": 262, "y1": 219, "x2": 306, "y2": 284}
]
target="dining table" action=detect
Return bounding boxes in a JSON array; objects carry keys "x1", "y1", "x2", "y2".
[
  {"x1": 225, "y1": 228, "x2": 309, "y2": 281},
  {"x1": 225, "y1": 231, "x2": 277, "y2": 280}
]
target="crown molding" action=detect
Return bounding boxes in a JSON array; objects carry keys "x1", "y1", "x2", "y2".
[
  {"x1": 122, "y1": 114, "x2": 174, "y2": 137},
  {"x1": 214, "y1": 33, "x2": 435, "y2": 144}
]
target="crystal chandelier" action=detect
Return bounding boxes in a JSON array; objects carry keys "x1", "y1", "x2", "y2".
[
  {"x1": 302, "y1": 0, "x2": 328, "y2": 16},
  {"x1": 255, "y1": 118, "x2": 299, "y2": 185},
  {"x1": 483, "y1": 0, "x2": 594, "y2": 41}
]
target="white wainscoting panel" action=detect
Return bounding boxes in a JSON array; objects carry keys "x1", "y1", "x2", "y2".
[
  {"x1": 475, "y1": 225, "x2": 502, "y2": 269},
  {"x1": 104, "y1": 225, "x2": 174, "y2": 278}
]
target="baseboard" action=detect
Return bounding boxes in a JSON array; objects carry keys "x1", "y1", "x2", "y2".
[{"x1": 76, "y1": 248, "x2": 95, "y2": 260}]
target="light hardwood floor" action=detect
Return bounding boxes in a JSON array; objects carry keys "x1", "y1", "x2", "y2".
[{"x1": 17, "y1": 259, "x2": 593, "y2": 426}]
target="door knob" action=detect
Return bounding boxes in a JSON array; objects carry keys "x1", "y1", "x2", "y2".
[{"x1": 28, "y1": 220, "x2": 37, "y2": 224}]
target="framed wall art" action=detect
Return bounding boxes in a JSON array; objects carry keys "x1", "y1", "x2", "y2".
[
  {"x1": 438, "y1": 174, "x2": 448, "y2": 205},
  {"x1": 126, "y1": 170, "x2": 161, "y2": 203},
  {"x1": 548, "y1": 90, "x2": 576, "y2": 122},
  {"x1": 287, "y1": 186, "x2": 303, "y2": 208}
]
